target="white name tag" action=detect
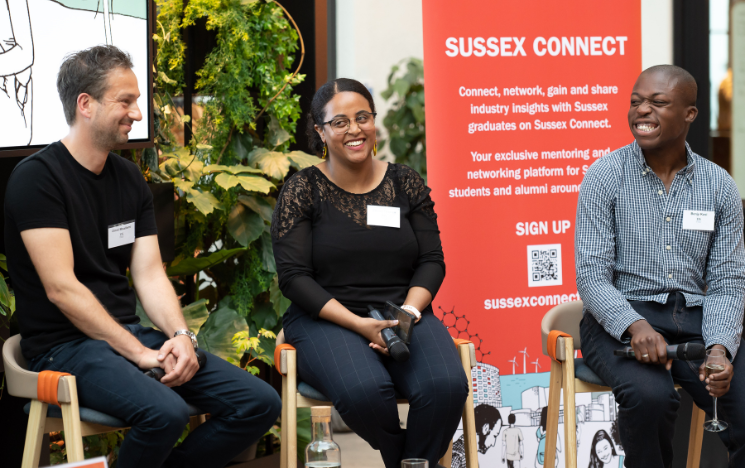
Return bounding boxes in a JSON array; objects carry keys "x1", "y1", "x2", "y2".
[
  {"x1": 682, "y1": 210, "x2": 715, "y2": 231},
  {"x1": 367, "y1": 205, "x2": 400, "y2": 228},
  {"x1": 108, "y1": 221, "x2": 135, "y2": 248}
]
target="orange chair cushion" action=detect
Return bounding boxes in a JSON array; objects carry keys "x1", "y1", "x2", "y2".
[
  {"x1": 37, "y1": 370, "x2": 71, "y2": 406},
  {"x1": 274, "y1": 343, "x2": 296, "y2": 375},
  {"x1": 547, "y1": 330, "x2": 572, "y2": 362},
  {"x1": 452, "y1": 338, "x2": 472, "y2": 348}
]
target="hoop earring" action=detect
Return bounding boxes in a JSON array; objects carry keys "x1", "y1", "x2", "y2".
[
  {"x1": 322, "y1": 144, "x2": 327, "y2": 159},
  {"x1": 373, "y1": 141, "x2": 378, "y2": 157}
]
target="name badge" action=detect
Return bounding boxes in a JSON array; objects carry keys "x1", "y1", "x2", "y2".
[
  {"x1": 108, "y1": 220, "x2": 135, "y2": 248},
  {"x1": 682, "y1": 210, "x2": 715, "y2": 231},
  {"x1": 367, "y1": 205, "x2": 400, "y2": 228}
]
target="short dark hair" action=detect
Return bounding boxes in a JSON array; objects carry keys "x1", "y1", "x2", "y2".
[
  {"x1": 57, "y1": 45, "x2": 134, "y2": 125},
  {"x1": 641, "y1": 64, "x2": 698, "y2": 106},
  {"x1": 474, "y1": 404, "x2": 502, "y2": 453},
  {"x1": 508, "y1": 413, "x2": 516, "y2": 425},
  {"x1": 306, "y1": 78, "x2": 376, "y2": 156}
]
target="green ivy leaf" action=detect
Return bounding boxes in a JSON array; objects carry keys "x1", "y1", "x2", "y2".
[
  {"x1": 287, "y1": 151, "x2": 322, "y2": 170},
  {"x1": 258, "y1": 231, "x2": 276, "y2": 272},
  {"x1": 0, "y1": 253, "x2": 6, "y2": 272},
  {"x1": 268, "y1": 115, "x2": 291, "y2": 147},
  {"x1": 197, "y1": 308, "x2": 248, "y2": 363},
  {"x1": 269, "y1": 275, "x2": 291, "y2": 317},
  {"x1": 214, "y1": 173, "x2": 241, "y2": 190},
  {"x1": 227, "y1": 204, "x2": 264, "y2": 247},
  {"x1": 238, "y1": 195, "x2": 273, "y2": 222},
  {"x1": 251, "y1": 302, "x2": 277, "y2": 330},
  {"x1": 158, "y1": 70, "x2": 177, "y2": 85},
  {"x1": 173, "y1": 179, "x2": 194, "y2": 192},
  {"x1": 166, "y1": 247, "x2": 246, "y2": 276},
  {"x1": 186, "y1": 189, "x2": 223, "y2": 215},
  {"x1": 205, "y1": 164, "x2": 263, "y2": 175},
  {"x1": 182, "y1": 299, "x2": 210, "y2": 335},
  {"x1": 393, "y1": 77, "x2": 410, "y2": 99},
  {"x1": 236, "y1": 174, "x2": 275, "y2": 194},
  {"x1": 249, "y1": 148, "x2": 290, "y2": 180}
]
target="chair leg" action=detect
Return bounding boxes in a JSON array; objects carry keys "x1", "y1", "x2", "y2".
[
  {"x1": 60, "y1": 376, "x2": 85, "y2": 462},
  {"x1": 282, "y1": 349, "x2": 298, "y2": 468},
  {"x1": 686, "y1": 402, "x2": 706, "y2": 468},
  {"x1": 561, "y1": 339, "x2": 577, "y2": 468},
  {"x1": 458, "y1": 343, "x2": 479, "y2": 468},
  {"x1": 189, "y1": 414, "x2": 206, "y2": 430},
  {"x1": 544, "y1": 359, "x2": 563, "y2": 468},
  {"x1": 439, "y1": 439, "x2": 453, "y2": 467},
  {"x1": 22, "y1": 400, "x2": 48, "y2": 468}
]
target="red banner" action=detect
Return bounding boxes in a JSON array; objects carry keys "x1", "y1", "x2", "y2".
[{"x1": 423, "y1": 2, "x2": 641, "y2": 466}]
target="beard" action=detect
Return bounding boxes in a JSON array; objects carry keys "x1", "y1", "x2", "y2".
[{"x1": 90, "y1": 117, "x2": 130, "y2": 151}]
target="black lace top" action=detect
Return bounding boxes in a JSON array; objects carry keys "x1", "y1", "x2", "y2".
[{"x1": 271, "y1": 163, "x2": 445, "y2": 318}]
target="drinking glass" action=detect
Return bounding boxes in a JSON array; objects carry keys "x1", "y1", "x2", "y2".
[
  {"x1": 401, "y1": 459, "x2": 428, "y2": 468},
  {"x1": 703, "y1": 348, "x2": 728, "y2": 432}
]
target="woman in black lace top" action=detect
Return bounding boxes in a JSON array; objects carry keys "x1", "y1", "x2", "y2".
[{"x1": 272, "y1": 78, "x2": 468, "y2": 468}]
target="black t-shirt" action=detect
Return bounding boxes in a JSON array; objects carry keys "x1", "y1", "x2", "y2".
[
  {"x1": 4, "y1": 142, "x2": 157, "y2": 359},
  {"x1": 271, "y1": 163, "x2": 445, "y2": 318}
]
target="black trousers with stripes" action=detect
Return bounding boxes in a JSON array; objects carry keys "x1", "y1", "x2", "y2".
[{"x1": 284, "y1": 305, "x2": 469, "y2": 468}]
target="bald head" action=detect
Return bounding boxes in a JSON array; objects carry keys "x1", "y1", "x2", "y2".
[{"x1": 639, "y1": 65, "x2": 697, "y2": 106}]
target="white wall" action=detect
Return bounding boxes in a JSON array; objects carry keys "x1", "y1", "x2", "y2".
[
  {"x1": 335, "y1": 1, "x2": 674, "y2": 159},
  {"x1": 336, "y1": 0, "x2": 424, "y2": 160}
]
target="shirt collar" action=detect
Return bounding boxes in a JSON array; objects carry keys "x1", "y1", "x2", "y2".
[{"x1": 632, "y1": 140, "x2": 696, "y2": 183}]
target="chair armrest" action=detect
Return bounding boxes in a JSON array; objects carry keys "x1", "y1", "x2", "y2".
[
  {"x1": 2, "y1": 335, "x2": 74, "y2": 403},
  {"x1": 547, "y1": 330, "x2": 573, "y2": 362},
  {"x1": 274, "y1": 343, "x2": 296, "y2": 375},
  {"x1": 453, "y1": 338, "x2": 478, "y2": 368}
]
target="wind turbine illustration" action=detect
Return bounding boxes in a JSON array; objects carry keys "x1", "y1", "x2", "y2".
[
  {"x1": 508, "y1": 356, "x2": 519, "y2": 375},
  {"x1": 519, "y1": 347, "x2": 529, "y2": 374},
  {"x1": 531, "y1": 358, "x2": 542, "y2": 373}
]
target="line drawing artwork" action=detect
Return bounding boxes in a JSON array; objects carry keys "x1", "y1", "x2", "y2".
[
  {"x1": 0, "y1": 0, "x2": 148, "y2": 150},
  {"x1": 0, "y1": 0, "x2": 35, "y2": 147}
]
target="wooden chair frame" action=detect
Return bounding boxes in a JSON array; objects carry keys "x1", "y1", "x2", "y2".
[
  {"x1": 276, "y1": 334, "x2": 480, "y2": 468},
  {"x1": 3, "y1": 334, "x2": 206, "y2": 468}
]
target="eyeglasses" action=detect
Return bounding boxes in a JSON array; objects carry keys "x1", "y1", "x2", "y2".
[{"x1": 322, "y1": 112, "x2": 377, "y2": 134}]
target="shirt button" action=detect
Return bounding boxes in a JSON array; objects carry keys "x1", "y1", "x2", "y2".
[
  {"x1": 666, "y1": 217, "x2": 671, "y2": 222},
  {"x1": 658, "y1": 190, "x2": 663, "y2": 195},
  {"x1": 668, "y1": 274, "x2": 673, "y2": 279},
  {"x1": 666, "y1": 245, "x2": 671, "y2": 250}
]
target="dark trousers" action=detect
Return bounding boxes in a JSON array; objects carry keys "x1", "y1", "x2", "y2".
[
  {"x1": 283, "y1": 306, "x2": 469, "y2": 468},
  {"x1": 30, "y1": 324, "x2": 282, "y2": 468},
  {"x1": 580, "y1": 292, "x2": 745, "y2": 467}
]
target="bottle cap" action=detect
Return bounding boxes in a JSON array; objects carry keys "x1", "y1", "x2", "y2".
[{"x1": 311, "y1": 406, "x2": 332, "y2": 418}]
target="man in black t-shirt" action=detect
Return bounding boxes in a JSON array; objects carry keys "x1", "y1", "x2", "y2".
[{"x1": 4, "y1": 46, "x2": 280, "y2": 468}]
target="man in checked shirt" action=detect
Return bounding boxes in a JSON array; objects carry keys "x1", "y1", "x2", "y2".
[{"x1": 576, "y1": 65, "x2": 744, "y2": 467}]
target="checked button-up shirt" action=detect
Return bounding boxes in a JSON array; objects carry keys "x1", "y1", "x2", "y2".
[{"x1": 575, "y1": 141, "x2": 745, "y2": 358}]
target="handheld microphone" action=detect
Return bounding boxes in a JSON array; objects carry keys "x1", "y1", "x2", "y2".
[
  {"x1": 613, "y1": 343, "x2": 706, "y2": 361},
  {"x1": 368, "y1": 305, "x2": 410, "y2": 362},
  {"x1": 145, "y1": 348, "x2": 207, "y2": 382}
]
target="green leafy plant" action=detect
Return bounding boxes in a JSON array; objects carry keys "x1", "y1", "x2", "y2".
[
  {"x1": 380, "y1": 57, "x2": 426, "y2": 180},
  {"x1": 0, "y1": 253, "x2": 15, "y2": 320}
]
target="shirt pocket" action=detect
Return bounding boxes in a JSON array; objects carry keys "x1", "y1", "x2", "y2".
[{"x1": 679, "y1": 228, "x2": 712, "y2": 260}]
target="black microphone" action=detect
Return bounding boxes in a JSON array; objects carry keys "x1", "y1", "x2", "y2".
[
  {"x1": 368, "y1": 305, "x2": 410, "y2": 362},
  {"x1": 613, "y1": 343, "x2": 706, "y2": 361},
  {"x1": 145, "y1": 348, "x2": 207, "y2": 382}
]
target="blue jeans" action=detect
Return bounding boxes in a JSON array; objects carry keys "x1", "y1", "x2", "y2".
[
  {"x1": 283, "y1": 305, "x2": 469, "y2": 468},
  {"x1": 30, "y1": 324, "x2": 281, "y2": 468},
  {"x1": 580, "y1": 292, "x2": 745, "y2": 467}
]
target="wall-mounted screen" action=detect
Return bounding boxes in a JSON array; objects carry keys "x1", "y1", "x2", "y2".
[{"x1": 0, "y1": 0, "x2": 151, "y2": 154}]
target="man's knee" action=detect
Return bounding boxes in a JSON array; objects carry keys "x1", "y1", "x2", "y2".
[
  {"x1": 616, "y1": 380, "x2": 680, "y2": 416},
  {"x1": 136, "y1": 398, "x2": 191, "y2": 439},
  {"x1": 231, "y1": 380, "x2": 282, "y2": 429}
]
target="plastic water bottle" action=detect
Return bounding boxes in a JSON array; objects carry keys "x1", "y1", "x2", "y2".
[{"x1": 305, "y1": 406, "x2": 341, "y2": 468}]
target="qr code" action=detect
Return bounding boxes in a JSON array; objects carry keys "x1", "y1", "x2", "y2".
[{"x1": 527, "y1": 244, "x2": 562, "y2": 287}]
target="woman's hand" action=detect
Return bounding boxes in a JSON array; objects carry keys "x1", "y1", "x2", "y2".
[{"x1": 355, "y1": 317, "x2": 398, "y2": 355}]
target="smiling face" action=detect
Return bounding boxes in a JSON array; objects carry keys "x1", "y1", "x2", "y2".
[
  {"x1": 315, "y1": 91, "x2": 376, "y2": 165},
  {"x1": 89, "y1": 67, "x2": 142, "y2": 150},
  {"x1": 627, "y1": 69, "x2": 697, "y2": 153},
  {"x1": 595, "y1": 439, "x2": 613, "y2": 464}
]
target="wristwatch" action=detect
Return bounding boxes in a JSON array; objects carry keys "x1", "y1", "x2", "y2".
[{"x1": 174, "y1": 330, "x2": 199, "y2": 351}]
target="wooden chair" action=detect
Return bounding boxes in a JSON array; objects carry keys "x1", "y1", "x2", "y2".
[
  {"x1": 2, "y1": 334, "x2": 205, "y2": 468},
  {"x1": 274, "y1": 330, "x2": 480, "y2": 468},
  {"x1": 541, "y1": 300, "x2": 706, "y2": 468}
]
